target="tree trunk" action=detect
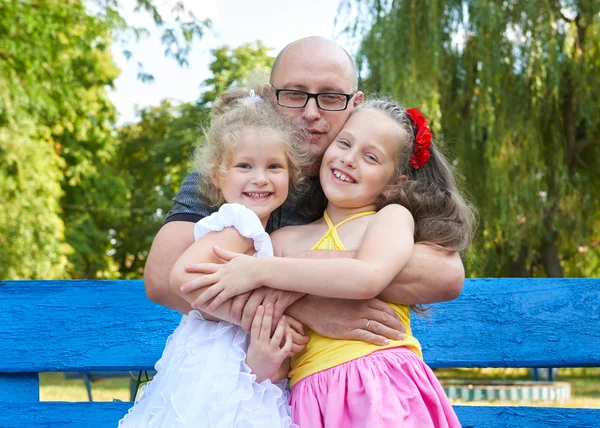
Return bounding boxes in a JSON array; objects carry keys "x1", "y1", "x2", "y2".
[
  {"x1": 507, "y1": 245, "x2": 529, "y2": 277},
  {"x1": 541, "y1": 239, "x2": 564, "y2": 277}
]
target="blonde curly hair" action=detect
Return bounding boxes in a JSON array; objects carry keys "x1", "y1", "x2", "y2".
[{"x1": 195, "y1": 86, "x2": 309, "y2": 207}]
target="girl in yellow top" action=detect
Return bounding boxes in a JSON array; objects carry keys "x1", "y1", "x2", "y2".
[{"x1": 191, "y1": 100, "x2": 475, "y2": 427}]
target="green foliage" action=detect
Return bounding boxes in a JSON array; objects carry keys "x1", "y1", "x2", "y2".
[
  {"x1": 0, "y1": 0, "x2": 209, "y2": 279},
  {"x1": 200, "y1": 41, "x2": 274, "y2": 105},
  {"x1": 0, "y1": 0, "x2": 120, "y2": 278},
  {"x1": 344, "y1": 0, "x2": 600, "y2": 277},
  {"x1": 112, "y1": 101, "x2": 210, "y2": 278}
]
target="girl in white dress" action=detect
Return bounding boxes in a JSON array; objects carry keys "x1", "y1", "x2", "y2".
[{"x1": 118, "y1": 86, "x2": 309, "y2": 428}]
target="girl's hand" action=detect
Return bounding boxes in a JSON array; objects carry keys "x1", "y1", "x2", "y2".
[
  {"x1": 246, "y1": 304, "x2": 293, "y2": 383},
  {"x1": 181, "y1": 246, "x2": 264, "y2": 310},
  {"x1": 284, "y1": 315, "x2": 309, "y2": 356}
]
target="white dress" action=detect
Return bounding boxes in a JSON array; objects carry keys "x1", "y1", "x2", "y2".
[{"x1": 119, "y1": 203, "x2": 296, "y2": 428}]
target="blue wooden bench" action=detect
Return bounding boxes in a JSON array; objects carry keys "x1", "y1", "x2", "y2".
[{"x1": 1, "y1": 278, "x2": 598, "y2": 427}]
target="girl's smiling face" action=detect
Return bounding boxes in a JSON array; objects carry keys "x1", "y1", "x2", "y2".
[
  {"x1": 216, "y1": 128, "x2": 290, "y2": 226},
  {"x1": 320, "y1": 109, "x2": 403, "y2": 210}
]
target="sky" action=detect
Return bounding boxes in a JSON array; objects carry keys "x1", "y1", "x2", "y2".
[{"x1": 109, "y1": 0, "x2": 349, "y2": 124}]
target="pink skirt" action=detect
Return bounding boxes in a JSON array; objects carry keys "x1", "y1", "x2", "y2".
[{"x1": 290, "y1": 347, "x2": 460, "y2": 428}]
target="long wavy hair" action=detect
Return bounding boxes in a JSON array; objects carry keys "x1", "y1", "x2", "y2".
[{"x1": 360, "y1": 99, "x2": 477, "y2": 252}]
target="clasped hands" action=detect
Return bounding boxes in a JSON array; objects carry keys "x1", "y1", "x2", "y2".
[{"x1": 181, "y1": 245, "x2": 407, "y2": 347}]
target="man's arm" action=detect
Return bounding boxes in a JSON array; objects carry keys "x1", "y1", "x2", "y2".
[
  {"x1": 377, "y1": 243, "x2": 464, "y2": 304},
  {"x1": 144, "y1": 221, "x2": 196, "y2": 314},
  {"x1": 144, "y1": 169, "x2": 215, "y2": 314}
]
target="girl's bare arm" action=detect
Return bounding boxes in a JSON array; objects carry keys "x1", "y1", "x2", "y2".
[{"x1": 169, "y1": 227, "x2": 254, "y2": 322}]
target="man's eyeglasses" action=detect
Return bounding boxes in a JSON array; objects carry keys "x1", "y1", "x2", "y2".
[{"x1": 273, "y1": 88, "x2": 354, "y2": 111}]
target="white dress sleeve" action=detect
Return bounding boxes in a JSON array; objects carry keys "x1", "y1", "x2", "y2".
[{"x1": 193, "y1": 203, "x2": 273, "y2": 257}]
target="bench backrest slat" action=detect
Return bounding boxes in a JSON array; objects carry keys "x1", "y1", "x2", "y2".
[
  {"x1": 0, "y1": 402, "x2": 131, "y2": 427},
  {"x1": 0, "y1": 403, "x2": 596, "y2": 428},
  {"x1": 413, "y1": 278, "x2": 600, "y2": 368},
  {"x1": 0, "y1": 280, "x2": 180, "y2": 372},
  {"x1": 0, "y1": 278, "x2": 598, "y2": 372},
  {"x1": 454, "y1": 405, "x2": 600, "y2": 428},
  {"x1": 0, "y1": 374, "x2": 39, "y2": 402}
]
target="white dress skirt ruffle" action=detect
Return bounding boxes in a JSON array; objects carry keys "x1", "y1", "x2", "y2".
[{"x1": 119, "y1": 204, "x2": 296, "y2": 428}]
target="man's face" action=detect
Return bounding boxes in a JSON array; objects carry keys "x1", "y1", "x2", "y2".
[{"x1": 270, "y1": 43, "x2": 364, "y2": 169}]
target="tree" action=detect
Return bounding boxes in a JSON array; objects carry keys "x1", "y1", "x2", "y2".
[
  {"x1": 200, "y1": 41, "x2": 274, "y2": 105},
  {"x1": 343, "y1": 0, "x2": 600, "y2": 277},
  {"x1": 0, "y1": 0, "x2": 119, "y2": 279},
  {"x1": 111, "y1": 101, "x2": 209, "y2": 278},
  {"x1": 0, "y1": 0, "x2": 209, "y2": 279}
]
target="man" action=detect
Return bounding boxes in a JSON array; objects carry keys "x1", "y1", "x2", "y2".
[{"x1": 144, "y1": 36, "x2": 464, "y2": 345}]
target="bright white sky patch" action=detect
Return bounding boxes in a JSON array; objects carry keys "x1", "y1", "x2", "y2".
[{"x1": 110, "y1": 0, "x2": 343, "y2": 124}]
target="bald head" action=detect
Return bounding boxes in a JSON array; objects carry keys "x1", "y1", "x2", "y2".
[
  {"x1": 268, "y1": 36, "x2": 364, "y2": 167},
  {"x1": 270, "y1": 36, "x2": 358, "y2": 91}
]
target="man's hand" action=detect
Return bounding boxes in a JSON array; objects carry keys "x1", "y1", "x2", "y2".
[
  {"x1": 227, "y1": 287, "x2": 305, "y2": 332},
  {"x1": 286, "y1": 295, "x2": 406, "y2": 346}
]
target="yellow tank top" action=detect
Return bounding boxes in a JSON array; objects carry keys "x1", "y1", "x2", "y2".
[{"x1": 289, "y1": 211, "x2": 423, "y2": 386}]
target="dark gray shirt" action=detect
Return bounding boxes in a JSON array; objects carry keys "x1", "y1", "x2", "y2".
[{"x1": 165, "y1": 169, "x2": 320, "y2": 233}]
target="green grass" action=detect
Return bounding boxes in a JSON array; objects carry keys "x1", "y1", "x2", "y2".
[
  {"x1": 40, "y1": 368, "x2": 600, "y2": 408},
  {"x1": 40, "y1": 372, "x2": 133, "y2": 402}
]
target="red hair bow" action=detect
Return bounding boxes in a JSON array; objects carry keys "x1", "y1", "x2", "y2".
[{"x1": 406, "y1": 108, "x2": 432, "y2": 169}]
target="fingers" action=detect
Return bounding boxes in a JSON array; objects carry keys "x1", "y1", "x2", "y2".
[
  {"x1": 194, "y1": 283, "x2": 224, "y2": 308},
  {"x1": 230, "y1": 292, "x2": 251, "y2": 324},
  {"x1": 348, "y1": 328, "x2": 390, "y2": 346},
  {"x1": 368, "y1": 298, "x2": 400, "y2": 320},
  {"x1": 183, "y1": 263, "x2": 221, "y2": 274},
  {"x1": 289, "y1": 334, "x2": 309, "y2": 354},
  {"x1": 260, "y1": 304, "x2": 274, "y2": 342},
  {"x1": 286, "y1": 316, "x2": 305, "y2": 336},
  {"x1": 262, "y1": 290, "x2": 281, "y2": 330},
  {"x1": 367, "y1": 299, "x2": 405, "y2": 334},
  {"x1": 250, "y1": 305, "x2": 265, "y2": 342},
  {"x1": 241, "y1": 288, "x2": 267, "y2": 332},
  {"x1": 205, "y1": 289, "x2": 232, "y2": 311},
  {"x1": 178, "y1": 276, "x2": 210, "y2": 295},
  {"x1": 285, "y1": 320, "x2": 309, "y2": 355},
  {"x1": 181, "y1": 272, "x2": 219, "y2": 294},
  {"x1": 281, "y1": 332, "x2": 293, "y2": 356},
  {"x1": 270, "y1": 315, "x2": 286, "y2": 348},
  {"x1": 212, "y1": 245, "x2": 241, "y2": 261},
  {"x1": 363, "y1": 320, "x2": 405, "y2": 341}
]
